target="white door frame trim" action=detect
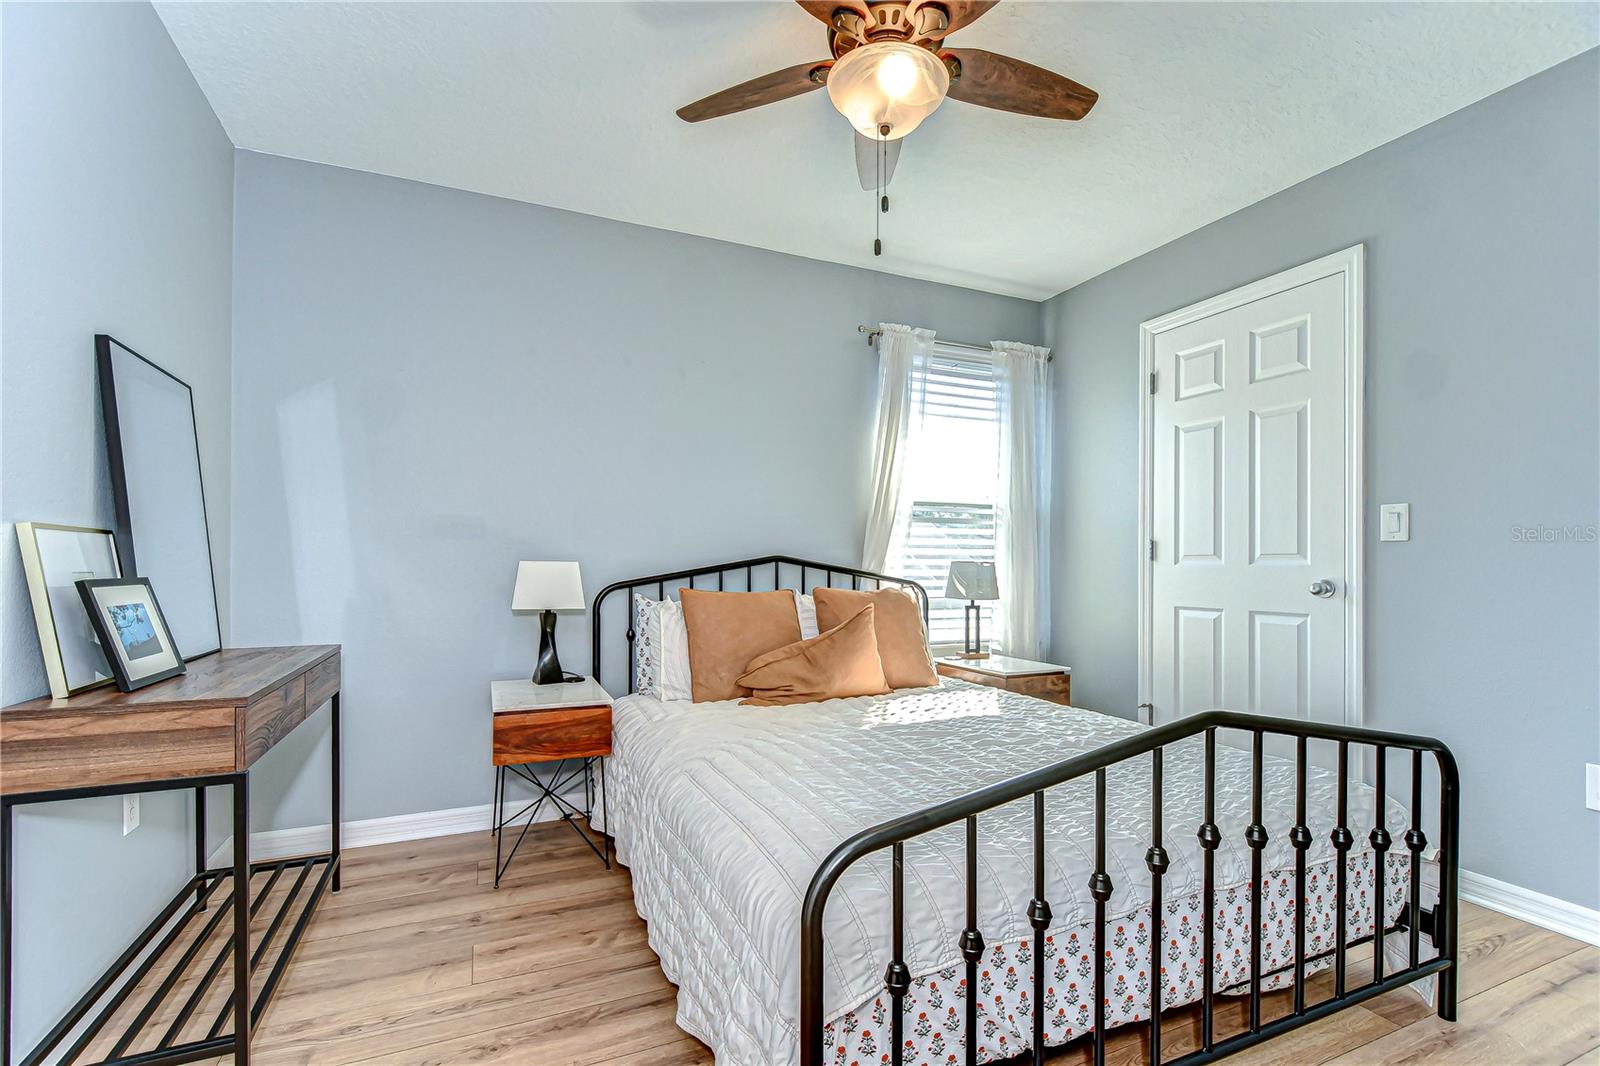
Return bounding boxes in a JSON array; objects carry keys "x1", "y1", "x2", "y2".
[{"x1": 1136, "y1": 244, "x2": 1365, "y2": 727}]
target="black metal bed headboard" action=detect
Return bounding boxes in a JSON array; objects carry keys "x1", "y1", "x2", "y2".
[{"x1": 589, "y1": 555, "x2": 928, "y2": 695}]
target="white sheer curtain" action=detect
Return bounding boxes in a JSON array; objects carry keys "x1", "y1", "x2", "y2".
[
  {"x1": 993, "y1": 340, "x2": 1052, "y2": 659},
  {"x1": 861, "y1": 323, "x2": 936, "y2": 572}
]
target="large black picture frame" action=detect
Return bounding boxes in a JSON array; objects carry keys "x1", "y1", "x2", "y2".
[{"x1": 96, "y1": 334, "x2": 223, "y2": 661}]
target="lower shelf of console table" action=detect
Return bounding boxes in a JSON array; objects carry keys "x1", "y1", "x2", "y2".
[{"x1": 42, "y1": 852, "x2": 338, "y2": 1066}]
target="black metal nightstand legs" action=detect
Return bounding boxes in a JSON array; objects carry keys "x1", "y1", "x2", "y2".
[
  {"x1": 598, "y1": 757, "x2": 609, "y2": 869},
  {"x1": 492, "y1": 758, "x2": 609, "y2": 888},
  {"x1": 491, "y1": 765, "x2": 503, "y2": 838},
  {"x1": 493, "y1": 765, "x2": 506, "y2": 874}
]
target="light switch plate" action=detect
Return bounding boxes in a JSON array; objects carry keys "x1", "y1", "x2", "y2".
[
  {"x1": 124, "y1": 794, "x2": 140, "y2": 836},
  {"x1": 1587, "y1": 764, "x2": 1600, "y2": 812},
  {"x1": 1380, "y1": 503, "x2": 1410, "y2": 542}
]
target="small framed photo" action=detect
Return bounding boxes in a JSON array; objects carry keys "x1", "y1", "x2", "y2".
[
  {"x1": 75, "y1": 578, "x2": 186, "y2": 692},
  {"x1": 16, "y1": 522, "x2": 123, "y2": 699}
]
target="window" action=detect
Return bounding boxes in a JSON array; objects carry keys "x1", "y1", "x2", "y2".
[{"x1": 884, "y1": 349, "x2": 1001, "y2": 648}]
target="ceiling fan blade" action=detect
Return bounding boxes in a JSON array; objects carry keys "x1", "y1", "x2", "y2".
[
  {"x1": 854, "y1": 131, "x2": 902, "y2": 190},
  {"x1": 943, "y1": 48, "x2": 1097, "y2": 120},
  {"x1": 910, "y1": 0, "x2": 998, "y2": 40},
  {"x1": 676, "y1": 61, "x2": 832, "y2": 123}
]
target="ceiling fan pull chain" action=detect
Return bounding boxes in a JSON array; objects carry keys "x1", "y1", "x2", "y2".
[
  {"x1": 880, "y1": 127, "x2": 890, "y2": 214},
  {"x1": 876, "y1": 124, "x2": 889, "y2": 256},
  {"x1": 874, "y1": 123, "x2": 887, "y2": 256}
]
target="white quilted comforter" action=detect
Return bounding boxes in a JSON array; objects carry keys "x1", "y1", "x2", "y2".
[{"x1": 607, "y1": 680, "x2": 1409, "y2": 1065}]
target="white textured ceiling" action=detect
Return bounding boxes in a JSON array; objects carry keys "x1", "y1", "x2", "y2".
[{"x1": 155, "y1": 2, "x2": 1597, "y2": 300}]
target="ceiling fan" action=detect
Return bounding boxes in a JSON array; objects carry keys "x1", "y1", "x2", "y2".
[{"x1": 677, "y1": 1, "x2": 1098, "y2": 208}]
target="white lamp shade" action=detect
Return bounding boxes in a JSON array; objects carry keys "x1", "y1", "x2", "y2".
[
  {"x1": 512, "y1": 561, "x2": 585, "y2": 612},
  {"x1": 826, "y1": 41, "x2": 949, "y2": 140},
  {"x1": 944, "y1": 560, "x2": 999, "y2": 601}
]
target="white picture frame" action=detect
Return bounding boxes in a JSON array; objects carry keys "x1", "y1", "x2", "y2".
[{"x1": 16, "y1": 522, "x2": 123, "y2": 699}]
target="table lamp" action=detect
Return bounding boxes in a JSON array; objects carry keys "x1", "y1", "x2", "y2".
[
  {"x1": 944, "y1": 560, "x2": 999, "y2": 659},
  {"x1": 512, "y1": 561, "x2": 585, "y2": 684}
]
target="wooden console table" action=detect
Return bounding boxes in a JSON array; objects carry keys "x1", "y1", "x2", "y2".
[{"x1": 0, "y1": 645, "x2": 342, "y2": 1066}]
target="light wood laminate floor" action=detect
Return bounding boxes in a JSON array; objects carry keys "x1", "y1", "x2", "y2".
[{"x1": 197, "y1": 825, "x2": 1596, "y2": 1065}]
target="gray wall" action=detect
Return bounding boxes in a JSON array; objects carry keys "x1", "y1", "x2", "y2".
[
  {"x1": 228, "y1": 150, "x2": 1041, "y2": 833},
  {"x1": 0, "y1": 1, "x2": 234, "y2": 1054},
  {"x1": 1042, "y1": 50, "x2": 1599, "y2": 908}
]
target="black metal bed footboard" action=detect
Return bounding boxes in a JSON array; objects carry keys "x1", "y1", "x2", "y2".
[{"x1": 800, "y1": 711, "x2": 1459, "y2": 1066}]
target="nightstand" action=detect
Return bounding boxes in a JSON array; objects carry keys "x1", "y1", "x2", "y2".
[
  {"x1": 491, "y1": 677, "x2": 612, "y2": 887},
  {"x1": 936, "y1": 654, "x2": 1072, "y2": 705}
]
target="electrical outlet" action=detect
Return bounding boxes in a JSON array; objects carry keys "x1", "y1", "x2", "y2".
[
  {"x1": 1586, "y1": 764, "x2": 1600, "y2": 812},
  {"x1": 123, "y1": 794, "x2": 140, "y2": 835}
]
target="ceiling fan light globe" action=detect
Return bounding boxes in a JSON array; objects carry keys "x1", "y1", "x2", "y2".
[
  {"x1": 826, "y1": 41, "x2": 948, "y2": 141},
  {"x1": 876, "y1": 51, "x2": 920, "y2": 99}
]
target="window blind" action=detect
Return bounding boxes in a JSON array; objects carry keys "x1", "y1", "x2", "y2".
[
  {"x1": 887, "y1": 350, "x2": 1002, "y2": 648},
  {"x1": 898, "y1": 501, "x2": 997, "y2": 645}
]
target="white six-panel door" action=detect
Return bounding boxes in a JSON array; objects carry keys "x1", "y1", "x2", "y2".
[{"x1": 1139, "y1": 248, "x2": 1363, "y2": 732}]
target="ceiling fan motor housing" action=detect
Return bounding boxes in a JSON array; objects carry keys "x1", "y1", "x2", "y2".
[{"x1": 830, "y1": 2, "x2": 952, "y2": 57}]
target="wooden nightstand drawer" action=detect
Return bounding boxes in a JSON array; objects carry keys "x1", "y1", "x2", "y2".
[
  {"x1": 935, "y1": 662, "x2": 998, "y2": 687},
  {"x1": 936, "y1": 656, "x2": 1072, "y2": 706},
  {"x1": 1012, "y1": 672, "x2": 1070, "y2": 704},
  {"x1": 493, "y1": 704, "x2": 612, "y2": 765}
]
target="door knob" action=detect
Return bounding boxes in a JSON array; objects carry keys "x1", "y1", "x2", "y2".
[{"x1": 1309, "y1": 579, "x2": 1337, "y2": 598}]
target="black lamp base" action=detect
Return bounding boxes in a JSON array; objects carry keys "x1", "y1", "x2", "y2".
[
  {"x1": 958, "y1": 601, "x2": 990, "y2": 660},
  {"x1": 532, "y1": 610, "x2": 568, "y2": 685}
]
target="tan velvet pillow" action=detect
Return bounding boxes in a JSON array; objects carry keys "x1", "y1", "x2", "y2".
[
  {"x1": 679, "y1": 588, "x2": 804, "y2": 702},
  {"x1": 813, "y1": 586, "x2": 938, "y2": 689},
  {"x1": 738, "y1": 604, "x2": 891, "y2": 706}
]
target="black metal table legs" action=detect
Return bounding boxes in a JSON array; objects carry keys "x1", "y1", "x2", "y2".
[
  {"x1": 231, "y1": 774, "x2": 251, "y2": 1066},
  {"x1": 492, "y1": 757, "x2": 609, "y2": 888},
  {"x1": 195, "y1": 786, "x2": 208, "y2": 910},
  {"x1": 331, "y1": 692, "x2": 342, "y2": 895},
  {"x1": 2, "y1": 798, "x2": 12, "y2": 1066}
]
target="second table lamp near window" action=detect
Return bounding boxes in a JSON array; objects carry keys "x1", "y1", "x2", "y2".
[
  {"x1": 512, "y1": 561, "x2": 585, "y2": 684},
  {"x1": 945, "y1": 560, "x2": 999, "y2": 659}
]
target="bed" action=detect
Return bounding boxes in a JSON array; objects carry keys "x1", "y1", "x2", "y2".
[{"x1": 590, "y1": 557, "x2": 1459, "y2": 1066}]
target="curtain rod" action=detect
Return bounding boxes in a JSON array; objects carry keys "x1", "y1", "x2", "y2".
[{"x1": 857, "y1": 324, "x2": 1052, "y2": 361}]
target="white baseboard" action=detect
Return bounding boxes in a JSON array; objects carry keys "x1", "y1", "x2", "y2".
[
  {"x1": 208, "y1": 785, "x2": 591, "y2": 867},
  {"x1": 1460, "y1": 869, "x2": 1600, "y2": 946},
  {"x1": 210, "y1": 797, "x2": 1599, "y2": 949}
]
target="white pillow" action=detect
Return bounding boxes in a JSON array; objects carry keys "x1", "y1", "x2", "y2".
[
  {"x1": 656, "y1": 599, "x2": 693, "y2": 702},
  {"x1": 793, "y1": 592, "x2": 819, "y2": 640},
  {"x1": 633, "y1": 595, "x2": 693, "y2": 702}
]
